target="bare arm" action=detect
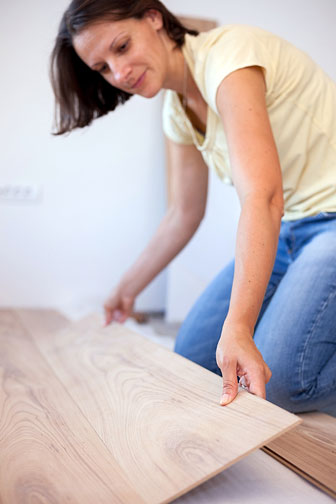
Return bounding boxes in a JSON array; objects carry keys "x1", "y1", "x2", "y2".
[
  {"x1": 104, "y1": 140, "x2": 208, "y2": 324},
  {"x1": 215, "y1": 66, "x2": 284, "y2": 404}
]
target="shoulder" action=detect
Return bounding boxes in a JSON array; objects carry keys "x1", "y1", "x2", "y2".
[
  {"x1": 185, "y1": 24, "x2": 276, "y2": 58},
  {"x1": 185, "y1": 25, "x2": 279, "y2": 113}
]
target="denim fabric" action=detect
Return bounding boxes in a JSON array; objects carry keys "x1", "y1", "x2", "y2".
[{"x1": 174, "y1": 212, "x2": 336, "y2": 415}]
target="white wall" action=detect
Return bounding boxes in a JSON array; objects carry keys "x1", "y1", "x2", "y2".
[
  {"x1": 0, "y1": 0, "x2": 167, "y2": 318},
  {"x1": 0, "y1": 0, "x2": 335, "y2": 321}
]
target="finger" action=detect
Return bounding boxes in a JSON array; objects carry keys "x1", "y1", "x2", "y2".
[
  {"x1": 104, "y1": 309, "x2": 113, "y2": 327},
  {"x1": 219, "y1": 358, "x2": 239, "y2": 406},
  {"x1": 264, "y1": 363, "x2": 272, "y2": 383},
  {"x1": 246, "y1": 367, "x2": 267, "y2": 399}
]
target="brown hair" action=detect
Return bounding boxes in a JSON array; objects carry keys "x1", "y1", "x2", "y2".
[{"x1": 50, "y1": 0, "x2": 198, "y2": 135}]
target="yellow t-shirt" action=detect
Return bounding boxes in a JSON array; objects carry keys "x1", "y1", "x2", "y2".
[{"x1": 162, "y1": 25, "x2": 336, "y2": 221}]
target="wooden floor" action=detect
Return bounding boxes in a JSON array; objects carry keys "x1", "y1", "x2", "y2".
[
  {"x1": 264, "y1": 411, "x2": 336, "y2": 498},
  {"x1": 173, "y1": 448, "x2": 335, "y2": 504},
  {"x1": 0, "y1": 309, "x2": 304, "y2": 504}
]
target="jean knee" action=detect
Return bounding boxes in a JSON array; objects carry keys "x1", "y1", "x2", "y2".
[{"x1": 265, "y1": 358, "x2": 336, "y2": 413}]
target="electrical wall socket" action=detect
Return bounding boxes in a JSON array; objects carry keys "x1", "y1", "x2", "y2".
[{"x1": 0, "y1": 184, "x2": 42, "y2": 203}]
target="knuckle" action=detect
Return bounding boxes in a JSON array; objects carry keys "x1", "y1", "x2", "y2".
[
  {"x1": 265, "y1": 366, "x2": 272, "y2": 381},
  {"x1": 251, "y1": 361, "x2": 266, "y2": 376},
  {"x1": 218, "y1": 355, "x2": 232, "y2": 370},
  {"x1": 255, "y1": 363, "x2": 265, "y2": 374}
]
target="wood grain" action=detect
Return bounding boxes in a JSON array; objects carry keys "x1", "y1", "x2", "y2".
[
  {"x1": 0, "y1": 310, "x2": 144, "y2": 504},
  {"x1": 15, "y1": 311, "x2": 301, "y2": 504},
  {"x1": 263, "y1": 412, "x2": 336, "y2": 499}
]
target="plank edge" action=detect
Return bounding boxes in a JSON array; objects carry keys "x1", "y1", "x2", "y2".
[
  {"x1": 161, "y1": 416, "x2": 302, "y2": 504},
  {"x1": 262, "y1": 446, "x2": 336, "y2": 499}
]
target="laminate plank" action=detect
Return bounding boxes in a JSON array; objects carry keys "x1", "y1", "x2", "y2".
[
  {"x1": 263, "y1": 412, "x2": 336, "y2": 498},
  {"x1": 261, "y1": 448, "x2": 336, "y2": 499},
  {"x1": 0, "y1": 310, "x2": 145, "y2": 504},
  {"x1": 17, "y1": 311, "x2": 302, "y2": 504}
]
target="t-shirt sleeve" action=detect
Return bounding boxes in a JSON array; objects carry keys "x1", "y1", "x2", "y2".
[
  {"x1": 203, "y1": 25, "x2": 272, "y2": 113},
  {"x1": 162, "y1": 90, "x2": 194, "y2": 145}
]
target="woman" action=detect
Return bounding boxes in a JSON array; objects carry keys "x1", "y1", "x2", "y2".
[{"x1": 51, "y1": 0, "x2": 336, "y2": 414}]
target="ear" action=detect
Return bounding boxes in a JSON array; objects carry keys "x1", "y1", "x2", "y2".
[{"x1": 144, "y1": 9, "x2": 163, "y2": 30}]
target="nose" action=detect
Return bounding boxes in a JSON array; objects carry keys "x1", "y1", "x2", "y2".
[{"x1": 110, "y1": 60, "x2": 132, "y2": 87}]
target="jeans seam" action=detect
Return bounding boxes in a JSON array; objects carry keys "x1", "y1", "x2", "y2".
[{"x1": 298, "y1": 284, "x2": 336, "y2": 396}]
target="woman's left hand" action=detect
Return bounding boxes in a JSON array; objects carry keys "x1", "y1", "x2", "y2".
[{"x1": 216, "y1": 323, "x2": 272, "y2": 406}]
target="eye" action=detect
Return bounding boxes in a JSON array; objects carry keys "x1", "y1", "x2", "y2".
[
  {"x1": 97, "y1": 63, "x2": 109, "y2": 74},
  {"x1": 118, "y1": 40, "x2": 129, "y2": 53}
]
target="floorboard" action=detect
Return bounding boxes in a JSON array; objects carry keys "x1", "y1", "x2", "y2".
[
  {"x1": 0, "y1": 310, "x2": 144, "y2": 504},
  {"x1": 13, "y1": 311, "x2": 301, "y2": 504},
  {"x1": 263, "y1": 411, "x2": 336, "y2": 499}
]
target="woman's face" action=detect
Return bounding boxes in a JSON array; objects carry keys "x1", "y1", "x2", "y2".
[{"x1": 73, "y1": 11, "x2": 173, "y2": 98}]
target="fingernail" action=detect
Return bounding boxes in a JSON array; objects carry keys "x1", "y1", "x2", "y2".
[{"x1": 220, "y1": 394, "x2": 230, "y2": 405}]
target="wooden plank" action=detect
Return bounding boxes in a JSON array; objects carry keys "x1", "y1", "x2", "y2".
[
  {"x1": 17, "y1": 311, "x2": 301, "y2": 504},
  {"x1": 263, "y1": 412, "x2": 336, "y2": 498},
  {"x1": 174, "y1": 449, "x2": 335, "y2": 504},
  {"x1": 262, "y1": 448, "x2": 336, "y2": 500},
  {"x1": 0, "y1": 310, "x2": 145, "y2": 504}
]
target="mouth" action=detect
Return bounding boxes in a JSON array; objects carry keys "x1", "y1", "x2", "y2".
[{"x1": 131, "y1": 71, "x2": 146, "y2": 90}]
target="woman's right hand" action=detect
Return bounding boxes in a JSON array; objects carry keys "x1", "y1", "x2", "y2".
[
  {"x1": 216, "y1": 322, "x2": 272, "y2": 405},
  {"x1": 103, "y1": 286, "x2": 135, "y2": 326}
]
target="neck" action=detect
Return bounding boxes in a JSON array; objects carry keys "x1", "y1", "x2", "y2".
[
  {"x1": 163, "y1": 45, "x2": 185, "y2": 94},
  {"x1": 164, "y1": 46, "x2": 201, "y2": 107}
]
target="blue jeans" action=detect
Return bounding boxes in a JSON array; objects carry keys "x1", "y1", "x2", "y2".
[{"x1": 174, "y1": 212, "x2": 336, "y2": 415}]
